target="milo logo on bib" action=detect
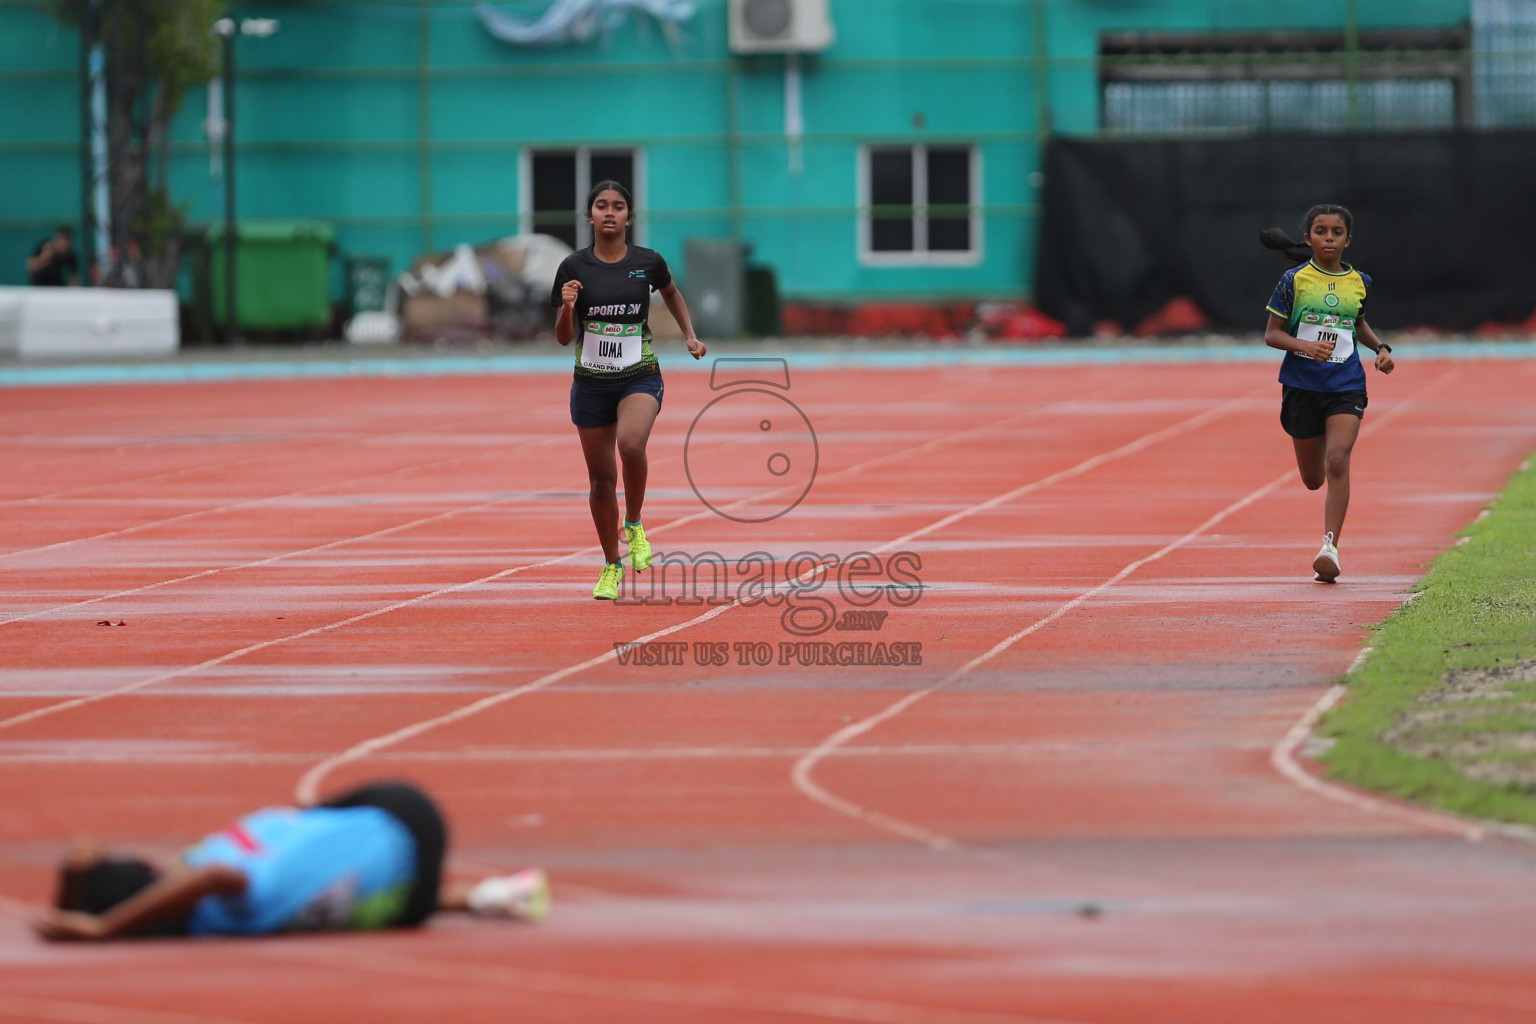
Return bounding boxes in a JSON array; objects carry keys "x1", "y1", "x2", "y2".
[{"x1": 580, "y1": 321, "x2": 643, "y2": 372}]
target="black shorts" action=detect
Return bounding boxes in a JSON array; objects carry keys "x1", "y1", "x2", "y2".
[
  {"x1": 570, "y1": 372, "x2": 663, "y2": 428},
  {"x1": 1280, "y1": 385, "x2": 1368, "y2": 440},
  {"x1": 320, "y1": 780, "x2": 447, "y2": 927}
]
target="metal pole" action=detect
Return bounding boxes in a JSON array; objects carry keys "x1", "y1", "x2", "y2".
[
  {"x1": 223, "y1": 27, "x2": 236, "y2": 343},
  {"x1": 1344, "y1": 0, "x2": 1361, "y2": 130},
  {"x1": 89, "y1": 30, "x2": 111, "y2": 273},
  {"x1": 418, "y1": 0, "x2": 433, "y2": 254},
  {"x1": 784, "y1": 53, "x2": 803, "y2": 178},
  {"x1": 1032, "y1": 0, "x2": 1052, "y2": 138},
  {"x1": 78, "y1": 2, "x2": 93, "y2": 277},
  {"x1": 79, "y1": 0, "x2": 110, "y2": 279},
  {"x1": 726, "y1": 54, "x2": 743, "y2": 242}
]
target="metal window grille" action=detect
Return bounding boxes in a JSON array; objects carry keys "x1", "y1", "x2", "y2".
[
  {"x1": 1475, "y1": 0, "x2": 1536, "y2": 127},
  {"x1": 1099, "y1": 29, "x2": 1471, "y2": 134}
]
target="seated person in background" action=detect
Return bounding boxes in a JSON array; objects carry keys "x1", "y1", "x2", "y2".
[
  {"x1": 96, "y1": 238, "x2": 148, "y2": 289},
  {"x1": 33, "y1": 779, "x2": 548, "y2": 941},
  {"x1": 26, "y1": 226, "x2": 79, "y2": 287}
]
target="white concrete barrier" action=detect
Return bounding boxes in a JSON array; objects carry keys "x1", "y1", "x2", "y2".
[{"x1": 0, "y1": 287, "x2": 179, "y2": 359}]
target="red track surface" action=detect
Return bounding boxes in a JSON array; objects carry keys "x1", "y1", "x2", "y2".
[{"x1": 3, "y1": 358, "x2": 1536, "y2": 1023}]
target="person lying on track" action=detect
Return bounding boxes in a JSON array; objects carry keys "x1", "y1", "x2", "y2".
[{"x1": 31, "y1": 779, "x2": 548, "y2": 941}]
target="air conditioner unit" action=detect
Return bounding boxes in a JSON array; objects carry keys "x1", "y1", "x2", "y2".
[{"x1": 729, "y1": 0, "x2": 834, "y2": 54}]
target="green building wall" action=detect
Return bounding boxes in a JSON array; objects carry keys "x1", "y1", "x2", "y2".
[{"x1": 0, "y1": 0, "x2": 1471, "y2": 305}]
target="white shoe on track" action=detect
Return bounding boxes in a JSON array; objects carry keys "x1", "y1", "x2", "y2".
[
  {"x1": 1313, "y1": 532, "x2": 1341, "y2": 582},
  {"x1": 467, "y1": 868, "x2": 550, "y2": 923}
]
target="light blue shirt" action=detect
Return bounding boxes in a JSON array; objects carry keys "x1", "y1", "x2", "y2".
[{"x1": 182, "y1": 806, "x2": 415, "y2": 935}]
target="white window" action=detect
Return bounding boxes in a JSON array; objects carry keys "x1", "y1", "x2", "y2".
[
  {"x1": 858, "y1": 144, "x2": 982, "y2": 266},
  {"x1": 520, "y1": 147, "x2": 643, "y2": 249}
]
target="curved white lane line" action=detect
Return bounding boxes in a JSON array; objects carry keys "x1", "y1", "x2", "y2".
[
  {"x1": 792, "y1": 463, "x2": 1296, "y2": 843},
  {"x1": 1271, "y1": 655, "x2": 1536, "y2": 845},
  {"x1": 1268, "y1": 682, "x2": 1485, "y2": 840},
  {"x1": 793, "y1": 376, "x2": 1523, "y2": 850},
  {"x1": 296, "y1": 391, "x2": 1265, "y2": 804}
]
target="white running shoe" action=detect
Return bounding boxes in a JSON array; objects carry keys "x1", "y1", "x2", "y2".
[
  {"x1": 467, "y1": 868, "x2": 550, "y2": 923},
  {"x1": 1313, "y1": 532, "x2": 1341, "y2": 582}
]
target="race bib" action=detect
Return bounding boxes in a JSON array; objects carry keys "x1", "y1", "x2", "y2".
[
  {"x1": 1297, "y1": 320, "x2": 1356, "y2": 364},
  {"x1": 580, "y1": 322, "x2": 642, "y2": 372}
]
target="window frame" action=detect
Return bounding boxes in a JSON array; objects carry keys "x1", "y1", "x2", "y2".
[
  {"x1": 857, "y1": 143, "x2": 983, "y2": 268},
  {"x1": 519, "y1": 146, "x2": 646, "y2": 249}
]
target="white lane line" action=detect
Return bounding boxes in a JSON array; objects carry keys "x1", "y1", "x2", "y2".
[
  {"x1": 295, "y1": 390, "x2": 1265, "y2": 804},
  {"x1": 0, "y1": 441, "x2": 570, "y2": 625},
  {"x1": 0, "y1": 406, "x2": 524, "y2": 515},
  {"x1": 2, "y1": 441, "x2": 145, "y2": 480},
  {"x1": 791, "y1": 381, "x2": 1482, "y2": 849},
  {"x1": 1263, "y1": 366, "x2": 1536, "y2": 846},
  {"x1": 792, "y1": 465, "x2": 1299, "y2": 849},
  {"x1": 0, "y1": 387, "x2": 1098, "y2": 737},
  {"x1": 0, "y1": 431, "x2": 567, "y2": 566},
  {"x1": 1268, "y1": 683, "x2": 1485, "y2": 840},
  {"x1": 0, "y1": 994, "x2": 263, "y2": 1024},
  {"x1": 0, "y1": 740, "x2": 1200, "y2": 766},
  {"x1": 254, "y1": 945, "x2": 1089, "y2": 1024},
  {"x1": 1, "y1": 374, "x2": 1013, "y2": 621},
  {"x1": 1271, "y1": 657, "x2": 1536, "y2": 845}
]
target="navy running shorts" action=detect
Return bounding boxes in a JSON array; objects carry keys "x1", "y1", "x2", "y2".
[{"x1": 570, "y1": 372, "x2": 664, "y2": 428}]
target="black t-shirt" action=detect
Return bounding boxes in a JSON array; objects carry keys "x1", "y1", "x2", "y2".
[
  {"x1": 29, "y1": 239, "x2": 78, "y2": 287},
  {"x1": 550, "y1": 245, "x2": 672, "y2": 383}
]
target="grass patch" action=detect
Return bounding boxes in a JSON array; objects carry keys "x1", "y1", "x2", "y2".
[{"x1": 1319, "y1": 454, "x2": 1536, "y2": 823}]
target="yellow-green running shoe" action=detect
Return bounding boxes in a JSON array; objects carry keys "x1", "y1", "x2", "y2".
[
  {"x1": 593, "y1": 561, "x2": 623, "y2": 600},
  {"x1": 624, "y1": 521, "x2": 652, "y2": 572}
]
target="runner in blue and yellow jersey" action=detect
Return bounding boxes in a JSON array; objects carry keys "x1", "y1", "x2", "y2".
[
  {"x1": 1260, "y1": 204, "x2": 1396, "y2": 583},
  {"x1": 551, "y1": 180, "x2": 708, "y2": 600}
]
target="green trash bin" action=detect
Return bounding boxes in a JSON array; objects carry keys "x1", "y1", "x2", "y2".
[
  {"x1": 346, "y1": 256, "x2": 392, "y2": 316},
  {"x1": 206, "y1": 221, "x2": 334, "y2": 331}
]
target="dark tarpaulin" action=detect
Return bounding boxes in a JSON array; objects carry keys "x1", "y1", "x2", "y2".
[{"x1": 1034, "y1": 132, "x2": 1536, "y2": 335}]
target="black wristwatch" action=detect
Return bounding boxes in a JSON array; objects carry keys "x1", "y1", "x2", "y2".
[{"x1": 1378, "y1": 343, "x2": 1392, "y2": 353}]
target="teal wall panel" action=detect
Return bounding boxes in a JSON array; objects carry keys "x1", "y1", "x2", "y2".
[
  {"x1": 0, "y1": 86, "x2": 74, "y2": 143},
  {"x1": 237, "y1": 8, "x2": 425, "y2": 70},
  {"x1": 804, "y1": 68, "x2": 1037, "y2": 134},
  {"x1": 237, "y1": 80, "x2": 421, "y2": 143},
  {"x1": 0, "y1": 153, "x2": 79, "y2": 220},
  {"x1": 0, "y1": 5, "x2": 74, "y2": 70},
  {"x1": 825, "y1": 0, "x2": 1033, "y2": 58},
  {"x1": 430, "y1": 151, "x2": 519, "y2": 219},
  {"x1": 237, "y1": 152, "x2": 423, "y2": 219}
]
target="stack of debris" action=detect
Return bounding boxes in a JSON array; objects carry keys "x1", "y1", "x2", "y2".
[{"x1": 395, "y1": 234, "x2": 574, "y2": 343}]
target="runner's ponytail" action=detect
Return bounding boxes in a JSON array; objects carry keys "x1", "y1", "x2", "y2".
[
  {"x1": 1260, "y1": 203, "x2": 1354, "y2": 266},
  {"x1": 1257, "y1": 227, "x2": 1312, "y2": 265}
]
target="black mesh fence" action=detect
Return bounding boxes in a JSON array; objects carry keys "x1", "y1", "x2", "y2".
[{"x1": 1034, "y1": 131, "x2": 1536, "y2": 335}]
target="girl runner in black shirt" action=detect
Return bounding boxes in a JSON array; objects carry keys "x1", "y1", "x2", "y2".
[{"x1": 550, "y1": 181, "x2": 706, "y2": 600}]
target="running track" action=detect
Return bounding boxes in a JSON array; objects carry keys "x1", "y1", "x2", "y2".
[{"x1": 2, "y1": 350, "x2": 1536, "y2": 1023}]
